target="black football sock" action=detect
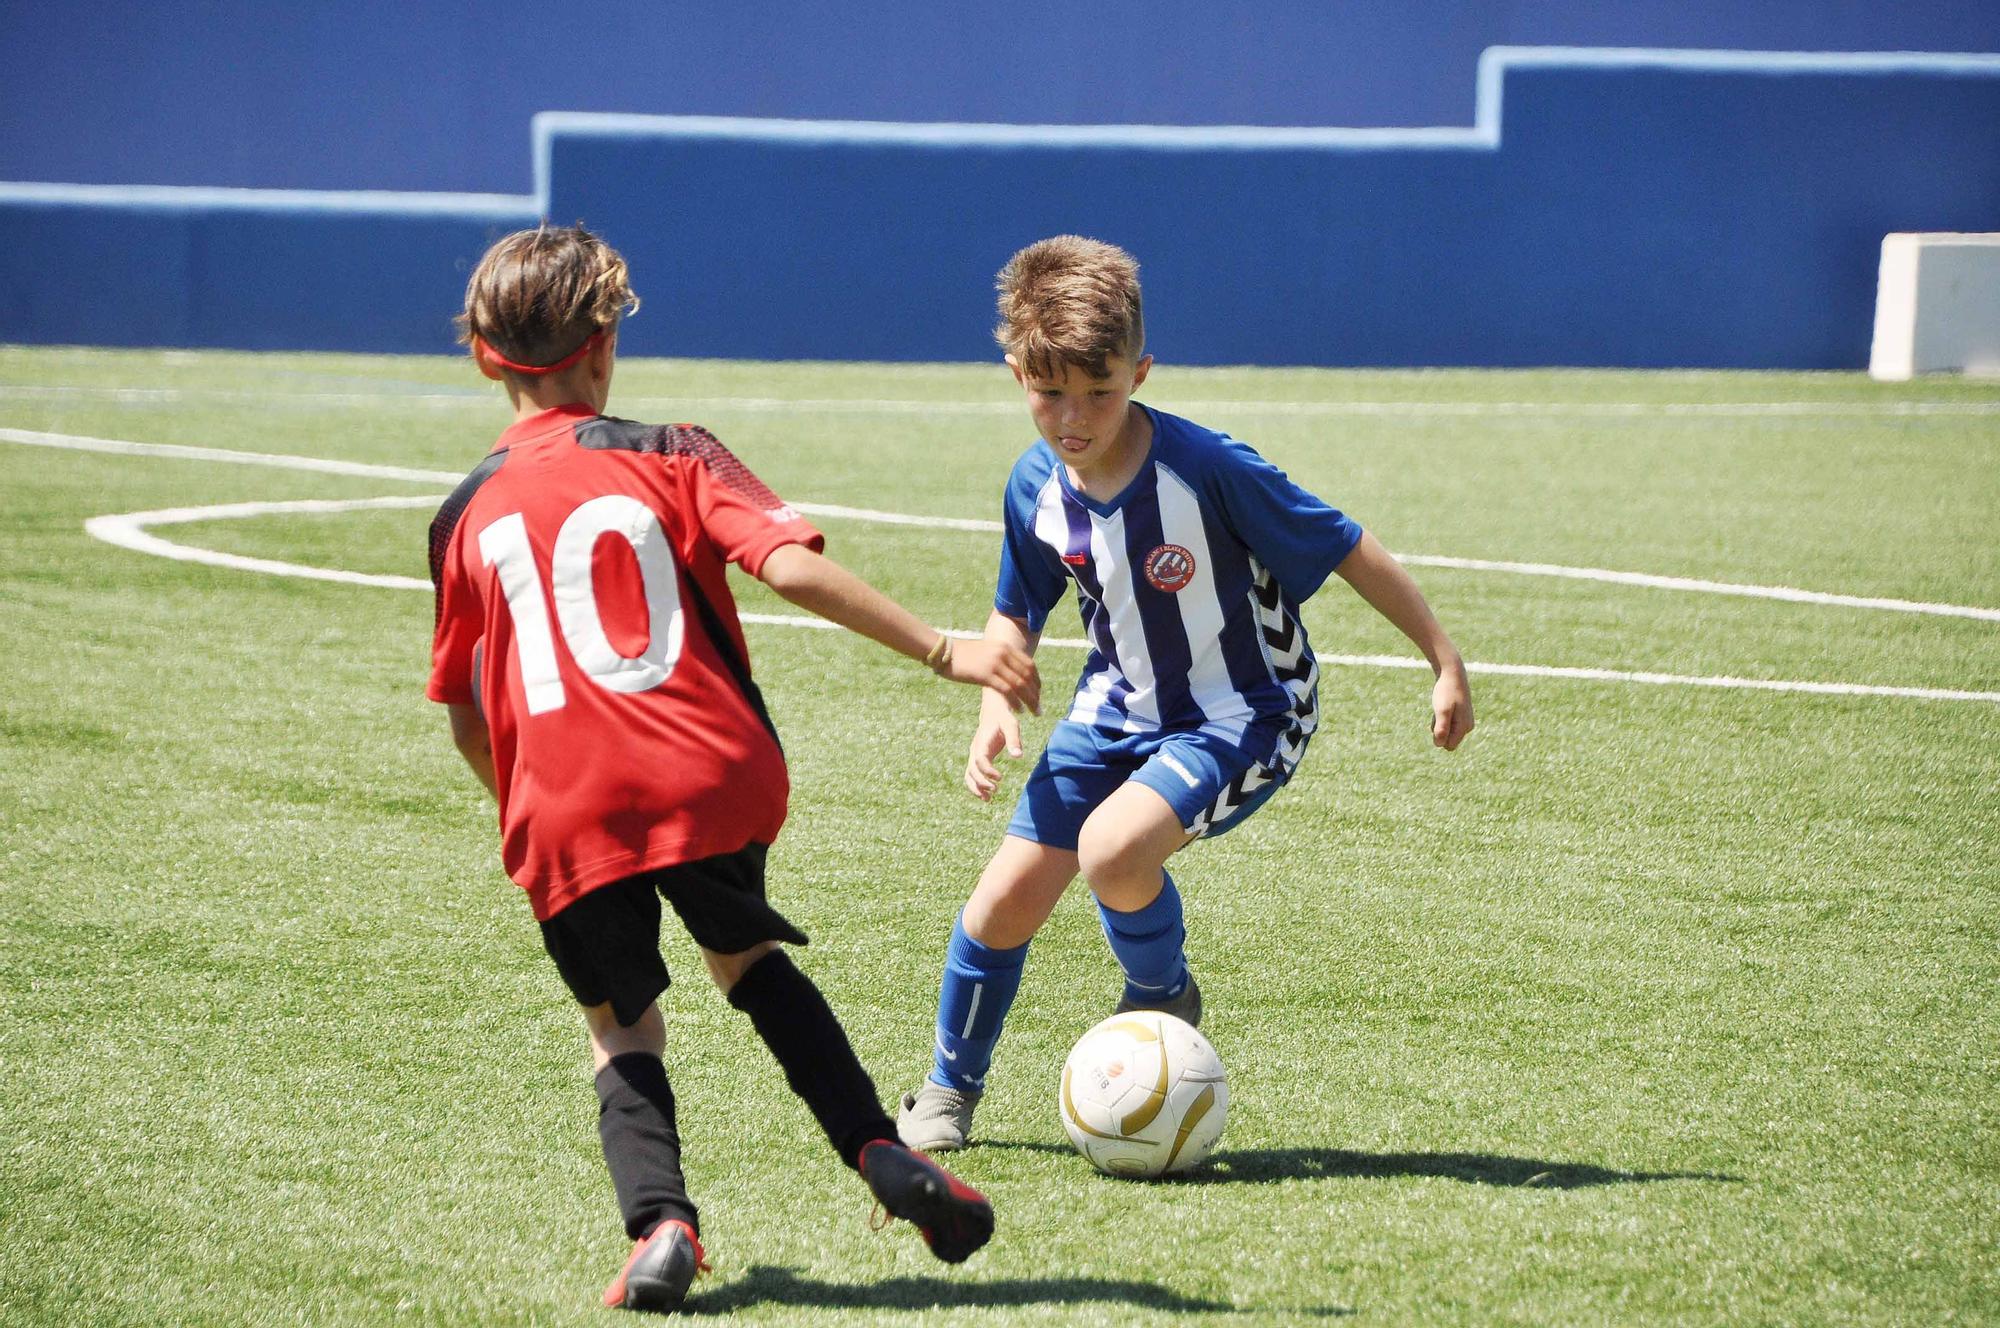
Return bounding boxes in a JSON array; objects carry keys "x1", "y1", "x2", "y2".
[
  {"x1": 596, "y1": 1052, "x2": 699, "y2": 1239},
  {"x1": 726, "y1": 949, "x2": 897, "y2": 1170}
]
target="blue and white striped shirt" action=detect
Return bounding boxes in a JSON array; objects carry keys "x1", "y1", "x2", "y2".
[{"x1": 995, "y1": 405, "x2": 1362, "y2": 763}]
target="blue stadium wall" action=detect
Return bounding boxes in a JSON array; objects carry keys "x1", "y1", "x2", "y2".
[
  {"x1": 1, "y1": 50, "x2": 1996, "y2": 368},
  {"x1": 5, "y1": 1, "x2": 1996, "y2": 194}
]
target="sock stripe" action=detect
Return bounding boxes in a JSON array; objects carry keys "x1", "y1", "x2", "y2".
[{"x1": 959, "y1": 982, "x2": 985, "y2": 1039}]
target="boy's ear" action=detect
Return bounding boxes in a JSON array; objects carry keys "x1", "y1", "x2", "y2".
[
  {"x1": 470, "y1": 338, "x2": 508, "y2": 382},
  {"x1": 588, "y1": 326, "x2": 616, "y2": 381},
  {"x1": 1004, "y1": 353, "x2": 1026, "y2": 387},
  {"x1": 1131, "y1": 354, "x2": 1153, "y2": 390}
]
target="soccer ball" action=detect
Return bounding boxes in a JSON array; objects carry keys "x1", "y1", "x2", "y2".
[{"x1": 1059, "y1": 1011, "x2": 1228, "y2": 1178}]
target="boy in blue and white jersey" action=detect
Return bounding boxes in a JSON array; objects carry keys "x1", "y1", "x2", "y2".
[{"x1": 899, "y1": 236, "x2": 1475, "y2": 1151}]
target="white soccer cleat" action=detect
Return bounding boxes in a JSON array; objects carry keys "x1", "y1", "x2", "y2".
[{"x1": 897, "y1": 1082, "x2": 982, "y2": 1152}]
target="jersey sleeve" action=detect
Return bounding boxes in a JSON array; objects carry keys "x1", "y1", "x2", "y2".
[
  {"x1": 670, "y1": 427, "x2": 824, "y2": 574},
  {"x1": 425, "y1": 519, "x2": 482, "y2": 705},
  {"x1": 1207, "y1": 433, "x2": 1363, "y2": 603},
  {"x1": 992, "y1": 456, "x2": 1068, "y2": 632}
]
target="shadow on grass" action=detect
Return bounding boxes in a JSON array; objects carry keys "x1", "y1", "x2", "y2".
[
  {"x1": 979, "y1": 1140, "x2": 1738, "y2": 1188},
  {"x1": 686, "y1": 1265, "x2": 1349, "y2": 1316},
  {"x1": 1195, "y1": 1148, "x2": 1739, "y2": 1188}
]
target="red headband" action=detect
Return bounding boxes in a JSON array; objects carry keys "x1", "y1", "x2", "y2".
[{"x1": 473, "y1": 329, "x2": 603, "y2": 376}]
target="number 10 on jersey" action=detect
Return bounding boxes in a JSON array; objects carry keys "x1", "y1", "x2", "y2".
[{"x1": 477, "y1": 494, "x2": 686, "y2": 715}]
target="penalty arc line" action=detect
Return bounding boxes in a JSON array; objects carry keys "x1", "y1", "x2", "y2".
[
  {"x1": 78, "y1": 494, "x2": 2000, "y2": 706},
  {"x1": 83, "y1": 496, "x2": 444, "y2": 591}
]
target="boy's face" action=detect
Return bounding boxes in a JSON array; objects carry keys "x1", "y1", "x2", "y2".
[{"x1": 1009, "y1": 353, "x2": 1154, "y2": 479}]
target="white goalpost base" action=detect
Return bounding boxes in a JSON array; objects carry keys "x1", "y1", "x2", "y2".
[{"x1": 1870, "y1": 233, "x2": 2000, "y2": 381}]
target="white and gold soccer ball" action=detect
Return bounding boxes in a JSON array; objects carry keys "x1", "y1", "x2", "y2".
[{"x1": 1059, "y1": 1011, "x2": 1228, "y2": 1178}]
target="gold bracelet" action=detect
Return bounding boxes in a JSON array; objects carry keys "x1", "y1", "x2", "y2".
[{"x1": 923, "y1": 633, "x2": 953, "y2": 675}]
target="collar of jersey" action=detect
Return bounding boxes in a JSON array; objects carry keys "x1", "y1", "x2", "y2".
[
  {"x1": 492, "y1": 401, "x2": 600, "y2": 452},
  {"x1": 1051, "y1": 402, "x2": 1161, "y2": 518}
]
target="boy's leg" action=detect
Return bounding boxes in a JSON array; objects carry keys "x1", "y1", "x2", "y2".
[
  {"x1": 712, "y1": 942, "x2": 897, "y2": 1167},
  {"x1": 541, "y1": 879, "x2": 701, "y2": 1250},
  {"x1": 651, "y1": 846, "x2": 895, "y2": 1164},
  {"x1": 1077, "y1": 781, "x2": 1202, "y2": 1022},
  {"x1": 711, "y1": 943, "x2": 994, "y2": 1263},
  {"x1": 961, "y1": 834, "x2": 1082, "y2": 948},
  {"x1": 899, "y1": 837, "x2": 1075, "y2": 1150},
  {"x1": 584, "y1": 1000, "x2": 701, "y2": 1241},
  {"x1": 1079, "y1": 725, "x2": 1298, "y2": 1024},
  {"x1": 1099, "y1": 871, "x2": 1191, "y2": 1004},
  {"x1": 589, "y1": 1003, "x2": 710, "y2": 1312},
  {"x1": 656, "y1": 841, "x2": 985, "y2": 1258},
  {"x1": 938, "y1": 836, "x2": 1079, "y2": 1082}
]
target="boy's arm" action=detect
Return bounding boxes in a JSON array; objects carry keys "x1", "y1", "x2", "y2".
[
  {"x1": 966, "y1": 610, "x2": 1041, "y2": 801},
  {"x1": 1334, "y1": 531, "x2": 1475, "y2": 751},
  {"x1": 757, "y1": 543, "x2": 1041, "y2": 714},
  {"x1": 446, "y1": 702, "x2": 499, "y2": 798}
]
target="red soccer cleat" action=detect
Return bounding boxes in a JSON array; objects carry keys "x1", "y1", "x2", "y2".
[
  {"x1": 602, "y1": 1218, "x2": 708, "y2": 1312},
  {"x1": 859, "y1": 1139, "x2": 995, "y2": 1263}
]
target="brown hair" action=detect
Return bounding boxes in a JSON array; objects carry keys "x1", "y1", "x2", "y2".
[
  {"x1": 994, "y1": 235, "x2": 1144, "y2": 379},
  {"x1": 456, "y1": 223, "x2": 638, "y2": 369}
]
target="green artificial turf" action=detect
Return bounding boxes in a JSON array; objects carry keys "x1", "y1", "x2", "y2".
[{"x1": 1, "y1": 347, "x2": 1995, "y2": 1325}]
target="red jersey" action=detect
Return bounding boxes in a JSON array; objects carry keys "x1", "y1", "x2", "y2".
[{"x1": 426, "y1": 404, "x2": 823, "y2": 921}]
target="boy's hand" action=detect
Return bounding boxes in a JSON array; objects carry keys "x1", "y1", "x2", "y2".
[
  {"x1": 1431, "y1": 661, "x2": 1474, "y2": 751},
  {"x1": 943, "y1": 640, "x2": 1041, "y2": 717},
  {"x1": 964, "y1": 703, "x2": 1026, "y2": 801}
]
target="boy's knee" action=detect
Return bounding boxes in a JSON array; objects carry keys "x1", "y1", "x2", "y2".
[
  {"x1": 1076, "y1": 783, "x2": 1194, "y2": 893},
  {"x1": 1075, "y1": 818, "x2": 1150, "y2": 890},
  {"x1": 963, "y1": 840, "x2": 1077, "y2": 947},
  {"x1": 701, "y1": 939, "x2": 783, "y2": 994},
  {"x1": 585, "y1": 1000, "x2": 665, "y2": 1070}
]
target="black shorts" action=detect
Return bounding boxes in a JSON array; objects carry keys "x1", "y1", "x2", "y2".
[{"x1": 539, "y1": 842, "x2": 809, "y2": 1027}]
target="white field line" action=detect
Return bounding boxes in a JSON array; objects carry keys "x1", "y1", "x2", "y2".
[
  {"x1": 84, "y1": 497, "x2": 440, "y2": 591},
  {"x1": 10, "y1": 427, "x2": 1993, "y2": 624},
  {"x1": 1310, "y1": 653, "x2": 2000, "y2": 705},
  {"x1": 1, "y1": 426, "x2": 464, "y2": 484},
  {"x1": 786, "y1": 501, "x2": 1000, "y2": 533},
  {"x1": 74, "y1": 493, "x2": 2000, "y2": 706},
  {"x1": 1397, "y1": 555, "x2": 2000, "y2": 622},
  {"x1": 6, "y1": 383, "x2": 2000, "y2": 418},
  {"x1": 0, "y1": 427, "x2": 974, "y2": 532}
]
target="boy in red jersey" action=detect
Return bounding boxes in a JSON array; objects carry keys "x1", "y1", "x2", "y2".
[{"x1": 428, "y1": 225, "x2": 1037, "y2": 1312}]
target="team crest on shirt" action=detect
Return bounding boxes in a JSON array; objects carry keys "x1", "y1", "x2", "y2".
[{"x1": 1143, "y1": 543, "x2": 1197, "y2": 592}]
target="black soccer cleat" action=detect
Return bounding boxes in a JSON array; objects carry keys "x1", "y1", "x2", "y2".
[
  {"x1": 602, "y1": 1218, "x2": 708, "y2": 1313},
  {"x1": 1114, "y1": 973, "x2": 1202, "y2": 1028},
  {"x1": 859, "y1": 1139, "x2": 995, "y2": 1264}
]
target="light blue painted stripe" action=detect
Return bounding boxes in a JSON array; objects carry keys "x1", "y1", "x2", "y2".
[
  {"x1": 1484, "y1": 47, "x2": 2000, "y2": 75},
  {"x1": 1475, "y1": 46, "x2": 2000, "y2": 136},
  {"x1": 0, "y1": 180, "x2": 538, "y2": 218},
  {"x1": 542, "y1": 52, "x2": 2000, "y2": 173},
  {"x1": 533, "y1": 110, "x2": 1491, "y2": 152}
]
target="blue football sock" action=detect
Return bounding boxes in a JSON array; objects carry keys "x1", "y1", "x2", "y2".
[
  {"x1": 928, "y1": 914, "x2": 1029, "y2": 1093},
  {"x1": 1097, "y1": 871, "x2": 1190, "y2": 1004}
]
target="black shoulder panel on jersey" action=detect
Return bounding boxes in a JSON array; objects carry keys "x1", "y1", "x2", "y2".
[
  {"x1": 574, "y1": 416, "x2": 788, "y2": 511},
  {"x1": 428, "y1": 449, "x2": 510, "y2": 614},
  {"x1": 573, "y1": 414, "x2": 674, "y2": 454}
]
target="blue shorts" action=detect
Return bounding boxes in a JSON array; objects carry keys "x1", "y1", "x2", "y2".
[{"x1": 1005, "y1": 720, "x2": 1306, "y2": 851}]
